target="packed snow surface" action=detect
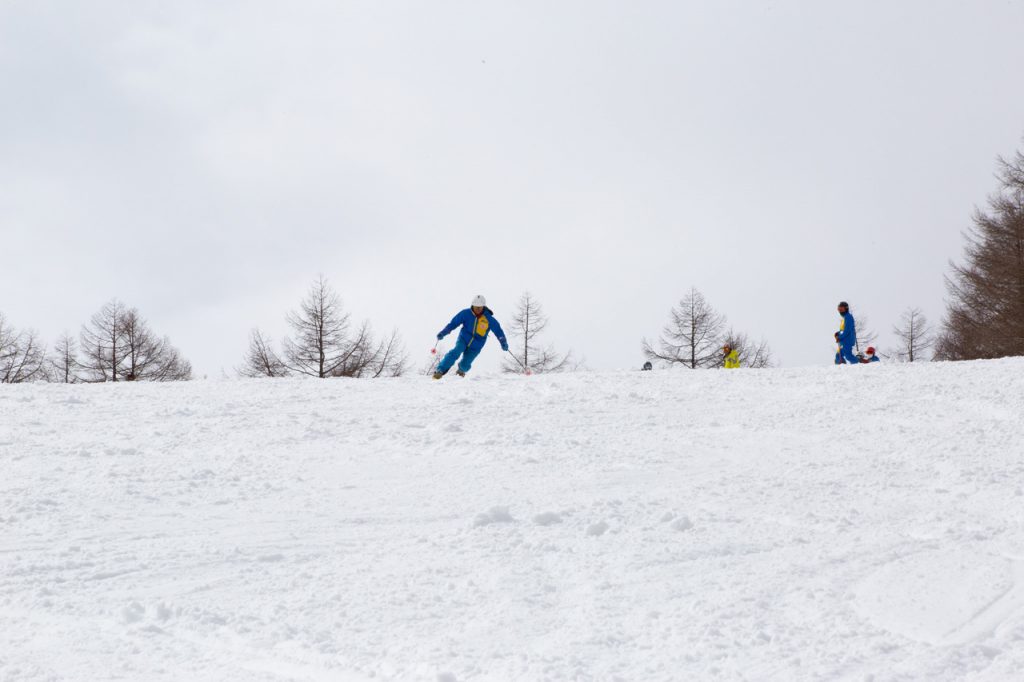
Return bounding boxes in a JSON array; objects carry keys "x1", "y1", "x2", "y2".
[{"x1": 2, "y1": 360, "x2": 1024, "y2": 681}]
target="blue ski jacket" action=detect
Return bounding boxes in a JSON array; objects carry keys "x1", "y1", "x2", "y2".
[
  {"x1": 438, "y1": 307, "x2": 508, "y2": 351},
  {"x1": 836, "y1": 311, "x2": 857, "y2": 348}
]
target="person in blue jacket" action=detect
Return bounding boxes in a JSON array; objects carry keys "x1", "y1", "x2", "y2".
[
  {"x1": 834, "y1": 300, "x2": 860, "y2": 365},
  {"x1": 433, "y1": 295, "x2": 508, "y2": 379}
]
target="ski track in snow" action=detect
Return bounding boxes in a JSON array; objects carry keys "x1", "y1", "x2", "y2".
[{"x1": 1, "y1": 360, "x2": 1024, "y2": 681}]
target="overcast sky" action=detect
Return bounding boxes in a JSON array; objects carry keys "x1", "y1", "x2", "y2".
[{"x1": 3, "y1": 1, "x2": 1024, "y2": 376}]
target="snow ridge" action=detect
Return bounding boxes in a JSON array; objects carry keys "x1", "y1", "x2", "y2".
[{"x1": 2, "y1": 359, "x2": 1024, "y2": 680}]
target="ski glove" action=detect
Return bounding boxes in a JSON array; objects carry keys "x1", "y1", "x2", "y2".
[
  {"x1": 436, "y1": 333, "x2": 444, "y2": 341},
  {"x1": 500, "y1": 342, "x2": 509, "y2": 352}
]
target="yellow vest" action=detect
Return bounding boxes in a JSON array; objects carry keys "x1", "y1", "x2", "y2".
[{"x1": 724, "y1": 350, "x2": 740, "y2": 369}]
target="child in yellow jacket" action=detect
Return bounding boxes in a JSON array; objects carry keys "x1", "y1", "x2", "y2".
[{"x1": 723, "y1": 344, "x2": 740, "y2": 369}]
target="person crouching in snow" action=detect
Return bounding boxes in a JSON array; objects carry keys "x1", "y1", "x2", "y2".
[
  {"x1": 723, "y1": 343, "x2": 740, "y2": 369},
  {"x1": 861, "y1": 346, "x2": 880, "y2": 363},
  {"x1": 433, "y1": 295, "x2": 509, "y2": 379}
]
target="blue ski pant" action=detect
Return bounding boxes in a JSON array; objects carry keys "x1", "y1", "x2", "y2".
[
  {"x1": 438, "y1": 338, "x2": 483, "y2": 374},
  {"x1": 835, "y1": 344, "x2": 859, "y2": 365}
]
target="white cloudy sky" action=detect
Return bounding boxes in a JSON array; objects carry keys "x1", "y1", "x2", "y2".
[{"x1": 2, "y1": 1, "x2": 1023, "y2": 376}]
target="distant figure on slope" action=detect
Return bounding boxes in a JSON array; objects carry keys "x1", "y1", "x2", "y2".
[
  {"x1": 641, "y1": 361, "x2": 653, "y2": 371},
  {"x1": 861, "y1": 346, "x2": 880, "y2": 363},
  {"x1": 433, "y1": 295, "x2": 508, "y2": 379},
  {"x1": 834, "y1": 301, "x2": 859, "y2": 365},
  {"x1": 723, "y1": 343, "x2": 740, "y2": 369}
]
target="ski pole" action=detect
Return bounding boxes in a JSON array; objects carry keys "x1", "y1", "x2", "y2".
[{"x1": 507, "y1": 349, "x2": 532, "y2": 376}]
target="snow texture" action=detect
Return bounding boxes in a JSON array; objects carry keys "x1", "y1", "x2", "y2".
[{"x1": 2, "y1": 359, "x2": 1024, "y2": 680}]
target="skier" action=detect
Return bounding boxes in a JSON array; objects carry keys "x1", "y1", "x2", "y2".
[
  {"x1": 723, "y1": 343, "x2": 740, "y2": 369},
  {"x1": 861, "y1": 346, "x2": 880, "y2": 363},
  {"x1": 433, "y1": 295, "x2": 508, "y2": 379},
  {"x1": 834, "y1": 301, "x2": 859, "y2": 365}
]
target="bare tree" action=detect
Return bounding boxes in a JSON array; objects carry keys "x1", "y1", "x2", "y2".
[
  {"x1": 238, "y1": 329, "x2": 289, "y2": 377},
  {"x1": 283, "y1": 276, "x2": 353, "y2": 378},
  {"x1": 80, "y1": 300, "x2": 128, "y2": 382},
  {"x1": 140, "y1": 339, "x2": 192, "y2": 382},
  {"x1": 852, "y1": 312, "x2": 878, "y2": 355},
  {"x1": 51, "y1": 332, "x2": 81, "y2": 383},
  {"x1": 501, "y1": 292, "x2": 572, "y2": 374},
  {"x1": 566, "y1": 354, "x2": 590, "y2": 372},
  {"x1": 722, "y1": 329, "x2": 775, "y2": 368},
  {"x1": 0, "y1": 314, "x2": 47, "y2": 383},
  {"x1": 936, "y1": 145, "x2": 1024, "y2": 360},
  {"x1": 121, "y1": 308, "x2": 176, "y2": 381},
  {"x1": 365, "y1": 328, "x2": 409, "y2": 378},
  {"x1": 643, "y1": 288, "x2": 727, "y2": 369},
  {"x1": 79, "y1": 300, "x2": 191, "y2": 382},
  {"x1": 281, "y1": 276, "x2": 408, "y2": 378},
  {"x1": 891, "y1": 307, "x2": 935, "y2": 362}
]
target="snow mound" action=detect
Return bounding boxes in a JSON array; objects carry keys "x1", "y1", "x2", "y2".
[
  {"x1": 532, "y1": 511, "x2": 563, "y2": 526},
  {"x1": 473, "y1": 506, "x2": 514, "y2": 526},
  {"x1": 670, "y1": 515, "x2": 693, "y2": 532}
]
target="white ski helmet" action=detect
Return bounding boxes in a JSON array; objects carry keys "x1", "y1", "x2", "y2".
[{"x1": 471, "y1": 295, "x2": 487, "y2": 307}]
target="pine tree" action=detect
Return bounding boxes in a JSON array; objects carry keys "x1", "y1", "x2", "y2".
[{"x1": 936, "y1": 147, "x2": 1024, "y2": 359}]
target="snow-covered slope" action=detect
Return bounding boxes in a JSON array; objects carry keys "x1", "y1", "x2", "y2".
[{"x1": 2, "y1": 360, "x2": 1024, "y2": 681}]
